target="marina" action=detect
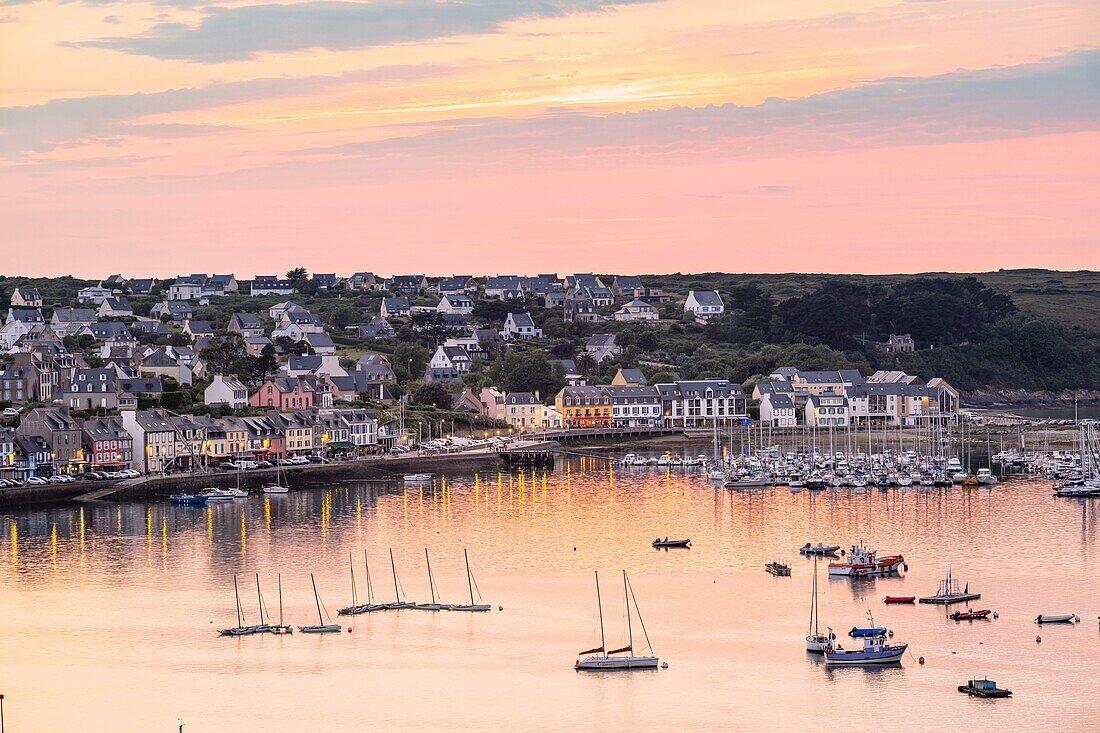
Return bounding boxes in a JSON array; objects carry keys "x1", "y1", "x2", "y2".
[{"x1": 0, "y1": 455, "x2": 1097, "y2": 730}]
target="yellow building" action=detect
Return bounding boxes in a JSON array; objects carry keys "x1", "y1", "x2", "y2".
[{"x1": 554, "y1": 386, "x2": 612, "y2": 428}]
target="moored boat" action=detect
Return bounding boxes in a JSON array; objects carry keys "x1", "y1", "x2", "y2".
[
  {"x1": 919, "y1": 569, "x2": 980, "y2": 604},
  {"x1": 765, "y1": 561, "x2": 791, "y2": 576},
  {"x1": 883, "y1": 596, "x2": 915, "y2": 604},
  {"x1": 950, "y1": 608, "x2": 992, "y2": 621},
  {"x1": 828, "y1": 544, "x2": 904, "y2": 577},
  {"x1": 298, "y1": 573, "x2": 342, "y2": 634},
  {"x1": 403, "y1": 473, "x2": 432, "y2": 484},
  {"x1": 652, "y1": 537, "x2": 691, "y2": 548},
  {"x1": 805, "y1": 555, "x2": 833, "y2": 653},
  {"x1": 1035, "y1": 613, "x2": 1079, "y2": 624},
  {"x1": 824, "y1": 632, "x2": 907, "y2": 666},
  {"x1": 958, "y1": 678, "x2": 1012, "y2": 698},
  {"x1": 170, "y1": 493, "x2": 207, "y2": 506},
  {"x1": 800, "y1": 543, "x2": 840, "y2": 556},
  {"x1": 575, "y1": 570, "x2": 660, "y2": 671}
]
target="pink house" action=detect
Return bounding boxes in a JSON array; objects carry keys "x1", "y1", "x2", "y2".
[{"x1": 249, "y1": 377, "x2": 315, "y2": 410}]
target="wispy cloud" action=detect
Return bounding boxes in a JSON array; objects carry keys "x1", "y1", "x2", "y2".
[
  {"x1": 0, "y1": 64, "x2": 454, "y2": 158},
  {"x1": 70, "y1": 0, "x2": 656, "y2": 61}
]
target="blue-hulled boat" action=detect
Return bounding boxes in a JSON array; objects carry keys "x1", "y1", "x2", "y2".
[{"x1": 170, "y1": 493, "x2": 207, "y2": 506}]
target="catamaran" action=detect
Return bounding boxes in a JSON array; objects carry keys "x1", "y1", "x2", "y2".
[
  {"x1": 806, "y1": 555, "x2": 834, "y2": 653},
  {"x1": 575, "y1": 571, "x2": 659, "y2": 671},
  {"x1": 218, "y1": 575, "x2": 265, "y2": 636},
  {"x1": 267, "y1": 573, "x2": 293, "y2": 634},
  {"x1": 297, "y1": 573, "x2": 342, "y2": 633},
  {"x1": 450, "y1": 548, "x2": 491, "y2": 612},
  {"x1": 412, "y1": 549, "x2": 449, "y2": 610},
  {"x1": 383, "y1": 548, "x2": 416, "y2": 609}
]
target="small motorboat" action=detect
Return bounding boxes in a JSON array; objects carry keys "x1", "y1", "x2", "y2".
[
  {"x1": 403, "y1": 473, "x2": 432, "y2": 483},
  {"x1": 883, "y1": 596, "x2": 916, "y2": 604},
  {"x1": 765, "y1": 561, "x2": 791, "y2": 577},
  {"x1": 800, "y1": 543, "x2": 840, "y2": 556},
  {"x1": 958, "y1": 678, "x2": 1012, "y2": 698},
  {"x1": 261, "y1": 483, "x2": 289, "y2": 494},
  {"x1": 950, "y1": 608, "x2": 992, "y2": 621},
  {"x1": 170, "y1": 493, "x2": 207, "y2": 506},
  {"x1": 1035, "y1": 613, "x2": 1079, "y2": 624},
  {"x1": 201, "y1": 488, "x2": 236, "y2": 502},
  {"x1": 652, "y1": 538, "x2": 691, "y2": 548}
]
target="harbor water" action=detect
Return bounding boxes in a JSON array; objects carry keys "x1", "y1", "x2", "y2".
[{"x1": 0, "y1": 452, "x2": 1098, "y2": 732}]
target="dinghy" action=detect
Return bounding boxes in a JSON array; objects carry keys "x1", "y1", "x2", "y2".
[
  {"x1": 652, "y1": 538, "x2": 691, "y2": 548},
  {"x1": 883, "y1": 596, "x2": 915, "y2": 604},
  {"x1": 1035, "y1": 613, "x2": 1079, "y2": 624},
  {"x1": 950, "y1": 608, "x2": 991, "y2": 621},
  {"x1": 450, "y1": 548, "x2": 491, "y2": 612}
]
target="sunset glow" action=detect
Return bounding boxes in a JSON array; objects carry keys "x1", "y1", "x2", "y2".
[{"x1": 1, "y1": 0, "x2": 1097, "y2": 275}]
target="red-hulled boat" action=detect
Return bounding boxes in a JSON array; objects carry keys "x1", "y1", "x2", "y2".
[
  {"x1": 883, "y1": 596, "x2": 915, "y2": 604},
  {"x1": 828, "y1": 544, "x2": 905, "y2": 577},
  {"x1": 950, "y1": 609, "x2": 991, "y2": 621}
]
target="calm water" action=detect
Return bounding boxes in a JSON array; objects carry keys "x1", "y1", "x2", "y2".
[{"x1": 1, "y1": 453, "x2": 1099, "y2": 732}]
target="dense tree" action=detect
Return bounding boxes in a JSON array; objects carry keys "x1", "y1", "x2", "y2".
[
  {"x1": 490, "y1": 350, "x2": 565, "y2": 401},
  {"x1": 412, "y1": 382, "x2": 453, "y2": 409},
  {"x1": 393, "y1": 342, "x2": 431, "y2": 380}
]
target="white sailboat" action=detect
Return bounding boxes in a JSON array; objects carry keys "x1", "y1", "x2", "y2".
[
  {"x1": 805, "y1": 556, "x2": 833, "y2": 653},
  {"x1": 337, "y1": 551, "x2": 384, "y2": 615},
  {"x1": 298, "y1": 573, "x2": 342, "y2": 633},
  {"x1": 575, "y1": 571, "x2": 659, "y2": 671},
  {"x1": 412, "y1": 549, "x2": 450, "y2": 610},
  {"x1": 261, "y1": 460, "x2": 290, "y2": 494},
  {"x1": 383, "y1": 548, "x2": 416, "y2": 609},
  {"x1": 450, "y1": 548, "x2": 491, "y2": 612},
  {"x1": 218, "y1": 575, "x2": 263, "y2": 636}
]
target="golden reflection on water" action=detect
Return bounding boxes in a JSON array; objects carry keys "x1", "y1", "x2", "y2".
[{"x1": 0, "y1": 455, "x2": 1098, "y2": 732}]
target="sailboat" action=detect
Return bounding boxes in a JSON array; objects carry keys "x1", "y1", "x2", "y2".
[
  {"x1": 412, "y1": 549, "x2": 450, "y2": 610},
  {"x1": 805, "y1": 556, "x2": 833, "y2": 653},
  {"x1": 383, "y1": 548, "x2": 416, "y2": 609},
  {"x1": 267, "y1": 573, "x2": 293, "y2": 634},
  {"x1": 261, "y1": 459, "x2": 290, "y2": 494},
  {"x1": 297, "y1": 573, "x2": 342, "y2": 633},
  {"x1": 575, "y1": 571, "x2": 659, "y2": 671},
  {"x1": 450, "y1": 548, "x2": 491, "y2": 612},
  {"x1": 338, "y1": 551, "x2": 386, "y2": 615},
  {"x1": 250, "y1": 573, "x2": 273, "y2": 633},
  {"x1": 218, "y1": 575, "x2": 262, "y2": 636}
]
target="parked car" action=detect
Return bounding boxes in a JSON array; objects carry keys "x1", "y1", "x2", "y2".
[
  {"x1": 308, "y1": 455, "x2": 327, "y2": 464},
  {"x1": 26, "y1": 477, "x2": 48, "y2": 485},
  {"x1": 120, "y1": 469, "x2": 140, "y2": 478},
  {"x1": 2, "y1": 407, "x2": 20, "y2": 417}
]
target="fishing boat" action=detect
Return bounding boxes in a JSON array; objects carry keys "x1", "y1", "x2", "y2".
[
  {"x1": 919, "y1": 569, "x2": 981, "y2": 604},
  {"x1": 170, "y1": 493, "x2": 207, "y2": 506},
  {"x1": 403, "y1": 473, "x2": 432, "y2": 484},
  {"x1": 297, "y1": 574, "x2": 342, "y2": 633},
  {"x1": 450, "y1": 548, "x2": 491, "y2": 612},
  {"x1": 1035, "y1": 613, "x2": 1079, "y2": 624},
  {"x1": 824, "y1": 614, "x2": 906, "y2": 666},
  {"x1": 267, "y1": 574, "x2": 293, "y2": 634},
  {"x1": 950, "y1": 608, "x2": 992, "y2": 621},
  {"x1": 652, "y1": 537, "x2": 691, "y2": 549},
  {"x1": 806, "y1": 556, "x2": 833, "y2": 653},
  {"x1": 383, "y1": 548, "x2": 416, "y2": 609},
  {"x1": 411, "y1": 549, "x2": 449, "y2": 610},
  {"x1": 218, "y1": 575, "x2": 264, "y2": 636},
  {"x1": 765, "y1": 561, "x2": 791, "y2": 577},
  {"x1": 799, "y1": 543, "x2": 840, "y2": 556},
  {"x1": 883, "y1": 596, "x2": 915, "y2": 604},
  {"x1": 959, "y1": 678, "x2": 1012, "y2": 698},
  {"x1": 575, "y1": 571, "x2": 659, "y2": 671},
  {"x1": 827, "y1": 544, "x2": 905, "y2": 577}
]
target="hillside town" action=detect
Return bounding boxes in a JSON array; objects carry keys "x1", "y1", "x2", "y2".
[{"x1": 0, "y1": 272, "x2": 961, "y2": 483}]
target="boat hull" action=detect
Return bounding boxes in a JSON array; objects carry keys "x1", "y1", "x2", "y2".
[
  {"x1": 824, "y1": 644, "x2": 907, "y2": 665},
  {"x1": 450, "y1": 604, "x2": 491, "y2": 612},
  {"x1": 884, "y1": 596, "x2": 915, "y2": 604},
  {"x1": 298, "y1": 624, "x2": 342, "y2": 633},
  {"x1": 1035, "y1": 614, "x2": 1078, "y2": 624},
  {"x1": 828, "y1": 556, "x2": 904, "y2": 577},
  {"x1": 261, "y1": 485, "x2": 289, "y2": 494},
  {"x1": 575, "y1": 655, "x2": 659, "y2": 671}
]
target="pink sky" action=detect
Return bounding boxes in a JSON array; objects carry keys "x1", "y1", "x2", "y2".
[{"x1": 1, "y1": 0, "x2": 1098, "y2": 277}]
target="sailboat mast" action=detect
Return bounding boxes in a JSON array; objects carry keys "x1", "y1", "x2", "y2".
[
  {"x1": 425, "y1": 549, "x2": 436, "y2": 604},
  {"x1": 349, "y1": 552, "x2": 358, "y2": 607},
  {"x1": 311, "y1": 573, "x2": 323, "y2": 625},
  {"x1": 465, "y1": 548, "x2": 474, "y2": 606},
  {"x1": 255, "y1": 573, "x2": 265, "y2": 626},
  {"x1": 278, "y1": 573, "x2": 284, "y2": 626},
  {"x1": 233, "y1": 575, "x2": 243, "y2": 627},
  {"x1": 623, "y1": 570, "x2": 633, "y2": 653},
  {"x1": 390, "y1": 548, "x2": 401, "y2": 602},
  {"x1": 364, "y1": 550, "x2": 373, "y2": 604},
  {"x1": 595, "y1": 571, "x2": 607, "y2": 658}
]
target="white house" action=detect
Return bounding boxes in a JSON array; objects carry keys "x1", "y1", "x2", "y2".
[
  {"x1": 655, "y1": 379, "x2": 747, "y2": 427},
  {"x1": 604, "y1": 385, "x2": 662, "y2": 427},
  {"x1": 204, "y1": 375, "x2": 249, "y2": 408},
  {"x1": 614, "y1": 299, "x2": 659, "y2": 321},
  {"x1": 759, "y1": 392, "x2": 797, "y2": 428},
  {"x1": 684, "y1": 290, "x2": 724, "y2": 322},
  {"x1": 503, "y1": 312, "x2": 542, "y2": 340},
  {"x1": 437, "y1": 295, "x2": 474, "y2": 315},
  {"x1": 429, "y1": 346, "x2": 472, "y2": 374}
]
